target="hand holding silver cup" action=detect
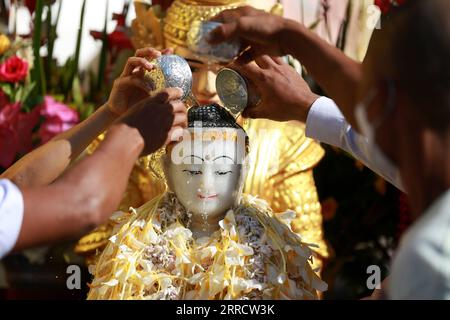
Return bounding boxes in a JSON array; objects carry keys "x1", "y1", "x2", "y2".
[
  {"x1": 187, "y1": 21, "x2": 241, "y2": 63},
  {"x1": 144, "y1": 54, "x2": 193, "y2": 101}
]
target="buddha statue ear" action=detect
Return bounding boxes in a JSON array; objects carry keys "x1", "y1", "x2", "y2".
[{"x1": 161, "y1": 154, "x2": 175, "y2": 192}]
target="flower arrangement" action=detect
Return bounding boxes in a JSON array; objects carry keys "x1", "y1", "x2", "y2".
[
  {"x1": 0, "y1": 0, "x2": 127, "y2": 170},
  {"x1": 0, "y1": 34, "x2": 79, "y2": 168},
  {"x1": 87, "y1": 193, "x2": 327, "y2": 300}
]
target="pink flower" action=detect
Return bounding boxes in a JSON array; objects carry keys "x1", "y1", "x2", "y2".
[
  {"x1": 38, "y1": 96, "x2": 79, "y2": 144},
  {"x1": 0, "y1": 102, "x2": 20, "y2": 167},
  {"x1": 0, "y1": 55, "x2": 29, "y2": 83}
]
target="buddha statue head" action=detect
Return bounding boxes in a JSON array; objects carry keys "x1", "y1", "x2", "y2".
[
  {"x1": 162, "y1": 104, "x2": 249, "y2": 236},
  {"x1": 132, "y1": 0, "x2": 282, "y2": 105}
]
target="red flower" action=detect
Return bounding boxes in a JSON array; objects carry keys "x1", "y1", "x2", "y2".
[
  {"x1": 24, "y1": 0, "x2": 37, "y2": 14},
  {"x1": 375, "y1": 0, "x2": 408, "y2": 14},
  {"x1": 375, "y1": 0, "x2": 392, "y2": 14},
  {"x1": 0, "y1": 55, "x2": 29, "y2": 83}
]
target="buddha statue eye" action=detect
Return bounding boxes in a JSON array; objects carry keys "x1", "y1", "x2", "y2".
[
  {"x1": 215, "y1": 171, "x2": 232, "y2": 176},
  {"x1": 183, "y1": 169, "x2": 202, "y2": 176}
]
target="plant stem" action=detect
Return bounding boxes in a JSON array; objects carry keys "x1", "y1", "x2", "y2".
[{"x1": 31, "y1": 0, "x2": 46, "y2": 96}]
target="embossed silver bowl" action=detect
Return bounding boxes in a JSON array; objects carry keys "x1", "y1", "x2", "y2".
[
  {"x1": 216, "y1": 67, "x2": 248, "y2": 115},
  {"x1": 187, "y1": 20, "x2": 241, "y2": 63},
  {"x1": 144, "y1": 54, "x2": 192, "y2": 101},
  {"x1": 216, "y1": 67, "x2": 261, "y2": 116}
]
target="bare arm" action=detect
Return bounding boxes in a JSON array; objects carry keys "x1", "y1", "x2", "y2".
[
  {"x1": 13, "y1": 123, "x2": 144, "y2": 251},
  {"x1": 280, "y1": 19, "x2": 363, "y2": 125}
]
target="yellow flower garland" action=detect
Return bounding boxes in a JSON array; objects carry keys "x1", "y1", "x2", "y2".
[{"x1": 87, "y1": 193, "x2": 327, "y2": 300}]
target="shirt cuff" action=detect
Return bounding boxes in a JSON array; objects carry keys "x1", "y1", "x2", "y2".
[
  {"x1": 0, "y1": 179, "x2": 24, "y2": 259},
  {"x1": 305, "y1": 96, "x2": 347, "y2": 148}
]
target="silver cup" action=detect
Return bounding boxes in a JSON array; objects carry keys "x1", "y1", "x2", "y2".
[
  {"x1": 144, "y1": 54, "x2": 193, "y2": 101},
  {"x1": 187, "y1": 20, "x2": 241, "y2": 63},
  {"x1": 216, "y1": 67, "x2": 261, "y2": 116}
]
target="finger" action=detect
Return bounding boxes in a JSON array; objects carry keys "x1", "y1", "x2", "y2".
[
  {"x1": 234, "y1": 47, "x2": 257, "y2": 65},
  {"x1": 209, "y1": 16, "x2": 267, "y2": 45},
  {"x1": 242, "y1": 105, "x2": 267, "y2": 119},
  {"x1": 166, "y1": 126, "x2": 186, "y2": 143},
  {"x1": 135, "y1": 47, "x2": 162, "y2": 59},
  {"x1": 270, "y1": 56, "x2": 285, "y2": 65},
  {"x1": 211, "y1": 9, "x2": 242, "y2": 23},
  {"x1": 242, "y1": 107, "x2": 257, "y2": 119},
  {"x1": 211, "y1": 6, "x2": 263, "y2": 22},
  {"x1": 172, "y1": 112, "x2": 188, "y2": 128},
  {"x1": 230, "y1": 60, "x2": 264, "y2": 84},
  {"x1": 121, "y1": 57, "x2": 154, "y2": 76},
  {"x1": 153, "y1": 87, "x2": 184, "y2": 103},
  {"x1": 120, "y1": 75, "x2": 154, "y2": 93},
  {"x1": 254, "y1": 55, "x2": 276, "y2": 69},
  {"x1": 208, "y1": 20, "x2": 239, "y2": 44},
  {"x1": 161, "y1": 48, "x2": 174, "y2": 55},
  {"x1": 170, "y1": 100, "x2": 187, "y2": 114}
]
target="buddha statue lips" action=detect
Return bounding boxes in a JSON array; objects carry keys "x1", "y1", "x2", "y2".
[{"x1": 87, "y1": 105, "x2": 327, "y2": 300}]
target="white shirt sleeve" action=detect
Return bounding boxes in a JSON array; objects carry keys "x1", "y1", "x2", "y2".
[
  {"x1": 305, "y1": 96, "x2": 404, "y2": 191},
  {"x1": 387, "y1": 191, "x2": 450, "y2": 299},
  {"x1": 0, "y1": 179, "x2": 24, "y2": 259}
]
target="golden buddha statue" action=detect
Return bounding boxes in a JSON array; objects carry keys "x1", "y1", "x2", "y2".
[
  {"x1": 87, "y1": 104, "x2": 327, "y2": 300},
  {"x1": 76, "y1": 0, "x2": 330, "y2": 270}
]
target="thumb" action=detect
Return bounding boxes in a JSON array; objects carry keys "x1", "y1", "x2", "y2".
[{"x1": 208, "y1": 21, "x2": 239, "y2": 44}]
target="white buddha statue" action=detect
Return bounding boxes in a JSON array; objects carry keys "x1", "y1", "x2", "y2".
[{"x1": 87, "y1": 104, "x2": 327, "y2": 300}]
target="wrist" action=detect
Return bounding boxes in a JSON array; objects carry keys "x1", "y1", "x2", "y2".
[
  {"x1": 104, "y1": 123, "x2": 145, "y2": 157},
  {"x1": 294, "y1": 92, "x2": 320, "y2": 122},
  {"x1": 104, "y1": 102, "x2": 121, "y2": 121}
]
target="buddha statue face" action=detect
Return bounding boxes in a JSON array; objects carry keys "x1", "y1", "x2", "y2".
[{"x1": 163, "y1": 104, "x2": 249, "y2": 231}]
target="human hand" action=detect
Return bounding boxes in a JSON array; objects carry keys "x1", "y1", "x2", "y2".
[
  {"x1": 107, "y1": 47, "x2": 174, "y2": 117},
  {"x1": 116, "y1": 87, "x2": 187, "y2": 155},
  {"x1": 230, "y1": 54, "x2": 319, "y2": 122},
  {"x1": 208, "y1": 6, "x2": 292, "y2": 58}
]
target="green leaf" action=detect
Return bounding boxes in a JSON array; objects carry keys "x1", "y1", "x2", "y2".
[
  {"x1": 18, "y1": 82, "x2": 36, "y2": 105},
  {"x1": 0, "y1": 83, "x2": 13, "y2": 99},
  {"x1": 97, "y1": 0, "x2": 109, "y2": 91},
  {"x1": 72, "y1": 76, "x2": 83, "y2": 106},
  {"x1": 66, "y1": 0, "x2": 86, "y2": 94},
  {"x1": 31, "y1": 0, "x2": 47, "y2": 96}
]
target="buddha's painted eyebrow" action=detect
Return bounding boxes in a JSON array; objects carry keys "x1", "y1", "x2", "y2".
[
  {"x1": 183, "y1": 155, "x2": 204, "y2": 162},
  {"x1": 212, "y1": 155, "x2": 234, "y2": 162}
]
